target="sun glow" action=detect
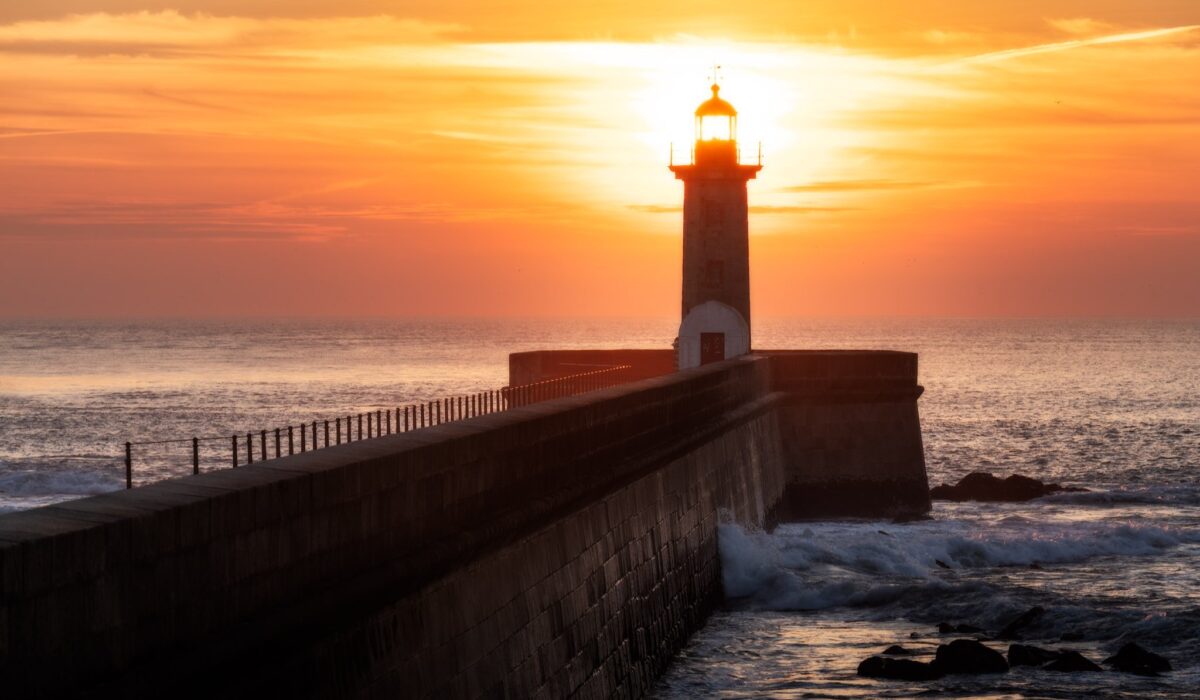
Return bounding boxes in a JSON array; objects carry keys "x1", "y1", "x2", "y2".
[{"x1": 3, "y1": 8, "x2": 1197, "y2": 317}]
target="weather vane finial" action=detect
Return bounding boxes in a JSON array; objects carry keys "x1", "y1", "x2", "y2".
[{"x1": 709, "y1": 64, "x2": 723, "y2": 87}]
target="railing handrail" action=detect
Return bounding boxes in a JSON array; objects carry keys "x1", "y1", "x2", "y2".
[{"x1": 121, "y1": 364, "x2": 634, "y2": 489}]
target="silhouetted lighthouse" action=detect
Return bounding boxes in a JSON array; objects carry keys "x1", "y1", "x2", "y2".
[{"x1": 670, "y1": 82, "x2": 762, "y2": 369}]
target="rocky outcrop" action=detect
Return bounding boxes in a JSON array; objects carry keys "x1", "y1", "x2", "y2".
[
  {"x1": 882, "y1": 645, "x2": 915, "y2": 656},
  {"x1": 1008, "y1": 644, "x2": 1060, "y2": 667},
  {"x1": 857, "y1": 656, "x2": 942, "y2": 681},
  {"x1": 1045, "y1": 650, "x2": 1103, "y2": 672},
  {"x1": 937, "y1": 622, "x2": 984, "y2": 634},
  {"x1": 932, "y1": 639, "x2": 1009, "y2": 675},
  {"x1": 1104, "y1": 643, "x2": 1171, "y2": 676},
  {"x1": 930, "y1": 472, "x2": 1087, "y2": 502},
  {"x1": 997, "y1": 606, "x2": 1045, "y2": 640}
]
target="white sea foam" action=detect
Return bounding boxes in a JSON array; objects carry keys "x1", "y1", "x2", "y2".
[
  {"x1": 0, "y1": 457, "x2": 122, "y2": 506},
  {"x1": 1043, "y1": 484, "x2": 1200, "y2": 507},
  {"x1": 718, "y1": 518, "x2": 1198, "y2": 611}
]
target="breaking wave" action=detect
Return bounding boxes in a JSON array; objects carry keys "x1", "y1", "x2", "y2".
[{"x1": 719, "y1": 518, "x2": 1198, "y2": 612}]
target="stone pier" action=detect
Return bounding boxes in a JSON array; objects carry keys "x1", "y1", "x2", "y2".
[{"x1": 0, "y1": 350, "x2": 926, "y2": 698}]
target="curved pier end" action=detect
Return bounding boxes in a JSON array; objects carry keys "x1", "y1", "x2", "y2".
[{"x1": 763, "y1": 350, "x2": 931, "y2": 521}]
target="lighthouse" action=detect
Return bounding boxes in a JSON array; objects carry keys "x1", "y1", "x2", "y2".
[{"x1": 670, "y1": 82, "x2": 762, "y2": 369}]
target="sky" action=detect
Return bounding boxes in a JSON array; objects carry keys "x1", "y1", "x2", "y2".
[{"x1": 1, "y1": 1, "x2": 1197, "y2": 318}]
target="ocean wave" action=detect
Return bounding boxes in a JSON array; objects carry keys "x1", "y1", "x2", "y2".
[
  {"x1": 719, "y1": 518, "x2": 1198, "y2": 612},
  {"x1": 0, "y1": 457, "x2": 123, "y2": 499},
  {"x1": 1042, "y1": 484, "x2": 1200, "y2": 507}
]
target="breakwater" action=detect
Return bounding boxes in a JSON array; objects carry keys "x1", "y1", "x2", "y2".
[{"x1": 0, "y1": 350, "x2": 925, "y2": 698}]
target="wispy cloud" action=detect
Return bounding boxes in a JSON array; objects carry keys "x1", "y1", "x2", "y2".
[
  {"x1": 959, "y1": 24, "x2": 1200, "y2": 65},
  {"x1": 628, "y1": 204, "x2": 855, "y2": 214},
  {"x1": 782, "y1": 179, "x2": 939, "y2": 193},
  {"x1": 1046, "y1": 18, "x2": 1115, "y2": 36}
]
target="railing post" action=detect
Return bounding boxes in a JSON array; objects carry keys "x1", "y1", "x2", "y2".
[
  {"x1": 275, "y1": 428, "x2": 281, "y2": 458},
  {"x1": 324, "y1": 420, "x2": 330, "y2": 447},
  {"x1": 386, "y1": 409, "x2": 392, "y2": 435},
  {"x1": 312, "y1": 421, "x2": 317, "y2": 448},
  {"x1": 367, "y1": 412, "x2": 372, "y2": 439},
  {"x1": 357, "y1": 414, "x2": 362, "y2": 440},
  {"x1": 192, "y1": 437, "x2": 200, "y2": 475},
  {"x1": 288, "y1": 426, "x2": 294, "y2": 455},
  {"x1": 246, "y1": 432, "x2": 253, "y2": 464},
  {"x1": 301, "y1": 423, "x2": 307, "y2": 452},
  {"x1": 125, "y1": 441, "x2": 132, "y2": 489},
  {"x1": 335, "y1": 417, "x2": 341, "y2": 444},
  {"x1": 260, "y1": 430, "x2": 267, "y2": 461},
  {"x1": 232, "y1": 434, "x2": 238, "y2": 468}
]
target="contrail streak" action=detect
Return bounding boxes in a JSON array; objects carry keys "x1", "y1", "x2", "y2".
[{"x1": 960, "y1": 25, "x2": 1199, "y2": 65}]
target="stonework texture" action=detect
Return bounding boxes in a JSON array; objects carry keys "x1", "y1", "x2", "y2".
[
  {"x1": 0, "y1": 349, "x2": 926, "y2": 698},
  {"x1": 0, "y1": 357, "x2": 784, "y2": 698}
]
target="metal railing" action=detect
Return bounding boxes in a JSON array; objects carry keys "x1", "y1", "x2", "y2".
[{"x1": 121, "y1": 365, "x2": 633, "y2": 488}]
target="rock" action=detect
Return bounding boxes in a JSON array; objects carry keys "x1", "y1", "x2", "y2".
[
  {"x1": 857, "y1": 656, "x2": 944, "y2": 681},
  {"x1": 1104, "y1": 642, "x2": 1171, "y2": 676},
  {"x1": 997, "y1": 606, "x2": 1045, "y2": 640},
  {"x1": 1045, "y1": 650, "x2": 1103, "y2": 672},
  {"x1": 929, "y1": 472, "x2": 1088, "y2": 502},
  {"x1": 878, "y1": 530, "x2": 893, "y2": 537},
  {"x1": 938, "y1": 622, "x2": 983, "y2": 634},
  {"x1": 935, "y1": 559, "x2": 951, "y2": 569},
  {"x1": 932, "y1": 639, "x2": 1009, "y2": 675},
  {"x1": 1008, "y1": 644, "x2": 1060, "y2": 667},
  {"x1": 910, "y1": 632, "x2": 921, "y2": 639},
  {"x1": 883, "y1": 645, "x2": 915, "y2": 656}
]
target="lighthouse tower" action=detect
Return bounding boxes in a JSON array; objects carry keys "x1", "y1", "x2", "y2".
[{"x1": 670, "y1": 82, "x2": 762, "y2": 369}]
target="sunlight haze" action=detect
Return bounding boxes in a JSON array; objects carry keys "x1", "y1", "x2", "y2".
[{"x1": 1, "y1": 1, "x2": 1197, "y2": 317}]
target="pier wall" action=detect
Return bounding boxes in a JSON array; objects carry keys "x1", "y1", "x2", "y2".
[
  {"x1": 767, "y1": 351, "x2": 930, "y2": 519},
  {"x1": 508, "y1": 349, "x2": 675, "y2": 387},
  {"x1": 0, "y1": 356, "x2": 784, "y2": 698},
  {"x1": 0, "y1": 349, "x2": 926, "y2": 698}
]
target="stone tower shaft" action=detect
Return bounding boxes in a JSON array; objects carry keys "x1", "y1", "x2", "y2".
[{"x1": 670, "y1": 149, "x2": 761, "y2": 332}]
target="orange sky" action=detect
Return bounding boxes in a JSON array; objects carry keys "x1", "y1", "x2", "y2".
[{"x1": 1, "y1": 1, "x2": 1197, "y2": 318}]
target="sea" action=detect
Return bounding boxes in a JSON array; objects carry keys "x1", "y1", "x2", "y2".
[{"x1": 1, "y1": 318, "x2": 1197, "y2": 698}]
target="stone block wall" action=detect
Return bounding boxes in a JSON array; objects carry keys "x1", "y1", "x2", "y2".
[
  {"x1": 0, "y1": 348, "x2": 928, "y2": 697},
  {"x1": 764, "y1": 350, "x2": 930, "y2": 518},
  {"x1": 274, "y1": 406, "x2": 783, "y2": 698},
  {"x1": 0, "y1": 355, "x2": 782, "y2": 698}
]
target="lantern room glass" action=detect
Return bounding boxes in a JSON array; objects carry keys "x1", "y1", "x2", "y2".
[{"x1": 697, "y1": 114, "x2": 736, "y2": 142}]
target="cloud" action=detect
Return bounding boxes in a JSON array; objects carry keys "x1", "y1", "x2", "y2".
[
  {"x1": 0, "y1": 197, "x2": 531, "y2": 242},
  {"x1": 958, "y1": 24, "x2": 1200, "y2": 65},
  {"x1": 628, "y1": 204, "x2": 854, "y2": 214},
  {"x1": 1046, "y1": 18, "x2": 1115, "y2": 36},
  {"x1": 781, "y1": 179, "x2": 939, "y2": 193},
  {"x1": 0, "y1": 11, "x2": 460, "y2": 54}
]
